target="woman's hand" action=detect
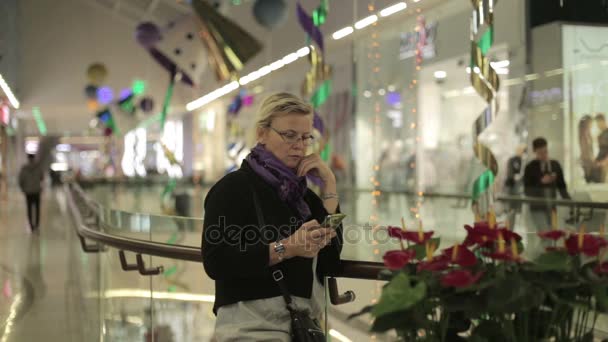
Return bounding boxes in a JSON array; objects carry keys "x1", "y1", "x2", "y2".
[
  {"x1": 296, "y1": 154, "x2": 336, "y2": 185},
  {"x1": 282, "y1": 220, "x2": 337, "y2": 258}
]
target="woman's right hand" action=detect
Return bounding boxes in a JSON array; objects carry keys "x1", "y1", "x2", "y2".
[{"x1": 282, "y1": 220, "x2": 337, "y2": 258}]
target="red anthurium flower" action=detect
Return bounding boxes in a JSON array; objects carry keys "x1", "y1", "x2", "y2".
[
  {"x1": 387, "y1": 226, "x2": 434, "y2": 244},
  {"x1": 463, "y1": 224, "x2": 498, "y2": 246},
  {"x1": 440, "y1": 270, "x2": 484, "y2": 288},
  {"x1": 483, "y1": 250, "x2": 523, "y2": 262},
  {"x1": 442, "y1": 244, "x2": 477, "y2": 267},
  {"x1": 417, "y1": 255, "x2": 450, "y2": 273},
  {"x1": 383, "y1": 249, "x2": 416, "y2": 270},
  {"x1": 565, "y1": 234, "x2": 608, "y2": 257},
  {"x1": 594, "y1": 262, "x2": 608, "y2": 275},
  {"x1": 538, "y1": 230, "x2": 567, "y2": 241},
  {"x1": 498, "y1": 228, "x2": 522, "y2": 242}
]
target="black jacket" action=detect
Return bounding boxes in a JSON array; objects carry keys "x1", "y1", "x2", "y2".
[
  {"x1": 523, "y1": 159, "x2": 571, "y2": 210},
  {"x1": 202, "y1": 160, "x2": 343, "y2": 314}
]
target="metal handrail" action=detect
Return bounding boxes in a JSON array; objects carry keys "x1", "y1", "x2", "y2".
[
  {"x1": 65, "y1": 182, "x2": 608, "y2": 306},
  {"x1": 66, "y1": 183, "x2": 201, "y2": 262},
  {"x1": 343, "y1": 187, "x2": 608, "y2": 209}
]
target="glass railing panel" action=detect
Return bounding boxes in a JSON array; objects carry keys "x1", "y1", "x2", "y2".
[
  {"x1": 96, "y1": 249, "x2": 154, "y2": 342},
  {"x1": 149, "y1": 255, "x2": 216, "y2": 341}
]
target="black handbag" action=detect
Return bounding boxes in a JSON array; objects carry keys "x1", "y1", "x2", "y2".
[{"x1": 251, "y1": 185, "x2": 326, "y2": 342}]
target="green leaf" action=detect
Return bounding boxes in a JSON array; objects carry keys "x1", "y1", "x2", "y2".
[
  {"x1": 370, "y1": 310, "x2": 420, "y2": 333},
  {"x1": 348, "y1": 305, "x2": 373, "y2": 320},
  {"x1": 485, "y1": 275, "x2": 545, "y2": 313},
  {"x1": 407, "y1": 238, "x2": 441, "y2": 261},
  {"x1": 530, "y1": 251, "x2": 573, "y2": 272},
  {"x1": 371, "y1": 272, "x2": 426, "y2": 317}
]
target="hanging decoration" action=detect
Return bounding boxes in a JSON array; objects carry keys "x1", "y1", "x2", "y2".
[
  {"x1": 86, "y1": 63, "x2": 108, "y2": 86},
  {"x1": 84, "y1": 85, "x2": 98, "y2": 99},
  {"x1": 470, "y1": 0, "x2": 501, "y2": 217},
  {"x1": 191, "y1": 0, "x2": 263, "y2": 81},
  {"x1": 253, "y1": 0, "x2": 288, "y2": 30},
  {"x1": 135, "y1": 22, "x2": 162, "y2": 48},
  {"x1": 227, "y1": 89, "x2": 254, "y2": 117},
  {"x1": 139, "y1": 97, "x2": 155, "y2": 113},
  {"x1": 297, "y1": 0, "x2": 333, "y2": 164}
]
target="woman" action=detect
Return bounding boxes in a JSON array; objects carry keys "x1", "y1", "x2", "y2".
[
  {"x1": 202, "y1": 93, "x2": 343, "y2": 341},
  {"x1": 578, "y1": 115, "x2": 599, "y2": 183}
]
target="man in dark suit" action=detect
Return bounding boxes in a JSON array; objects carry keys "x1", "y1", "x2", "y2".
[{"x1": 523, "y1": 137, "x2": 571, "y2": 230}]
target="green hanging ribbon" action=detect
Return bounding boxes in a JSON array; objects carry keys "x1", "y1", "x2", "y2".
[
  {"x1": 472, "y1": 169, "x2": 495, "y2": 201},
  {"x1": 161, "y1": 178, "x2": 177, "y2": 202},
  {"x1": 320, "y1": 142, "x2": 331, "y2": 163},
  {"x1": 469, "y1": 0, "x2": 500, "y2": 212},
  {"x1": 160, "y1": 77, "x2": 176, "y2": 130},
  {"x1": 312, "y1": 0, "x2": 329, "y2": 26},
  {"x1": 310, "y1": 80, "x2": 331, "y2": 108},
  {"x1": 478, "y1": 27, "x2": 493, "y2": 55}
]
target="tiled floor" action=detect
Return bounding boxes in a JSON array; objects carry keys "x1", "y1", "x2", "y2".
[{"x1": 0, "y1": 188, "x2": 100, "y2": 342}]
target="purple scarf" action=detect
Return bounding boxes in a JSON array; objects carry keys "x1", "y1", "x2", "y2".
[{"x1": 245, "y1": 144, "x2": 312, "y2": 219}]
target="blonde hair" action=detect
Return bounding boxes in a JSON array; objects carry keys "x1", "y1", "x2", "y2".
[{"x1": 255, "y1": 92, "x2": 313, "y2": 129}]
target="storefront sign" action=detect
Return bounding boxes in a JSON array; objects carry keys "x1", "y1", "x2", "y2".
[{"x1": 399, "y1": 21, "x2": 437, "y2": 60}]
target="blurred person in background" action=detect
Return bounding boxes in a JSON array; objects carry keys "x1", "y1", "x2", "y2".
[
  {"x1": 595, "y1": 114, "x2": 608, "y2": 182},
  {"x1": 524, "y1": 137, "x2": 571, "y2": 230},
  {"x1": 504, "y1": 144, "x2": 527, "y2": 227},
  {"x1": 18, "y1": 154, "x2": 44, "y2": 233}
]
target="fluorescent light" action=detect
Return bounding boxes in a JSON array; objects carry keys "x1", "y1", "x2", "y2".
[
  {"x1": 545, "y1": 68, "x2": 563, "y2": 77},
  {"x1": 332, "y1": 26, "x2": 354, "y2": 40},
  {"x1": 434, "y1": 70, "x2": 447, "y2": 79},
  {"x1": 491, "y1": 60, "x2": 510, "y2": 68},
  {"x1": 0, "y1": 74, "x2": 20, "y2": 109},
  {"x1": 524, "y1": 73, "x2": 540, "y2": 81},
  {"x1": 296, "y1": 46, "x2": 310, "y2": 57},
  {"x1": 257, "y1": 65, "x2": 272, "y2": 77},
  {"x1": 495, "y1": 68, "x2": 509, "y2": 75},
  {"x1": 95, "y1": 289, "x2": 215, "y2": 303},
  {"x1": 282, "y1": 52, "x2": 299, "y2": 65},
  {"x1": 443, "y1": 90, "x2": 462, "y2": 98},
  {"x1": 354, "y1": 15, "x2": 378, "y2": 29},
  {"x1": 462, "y1": 86, "x2": 476, "y2": 95},
  {"x1": 380, "y1": 2, "x2": 407, "y2": 17},
  {"x1": 51, "y1": 162, "x2": 68, "y2": 172},
  {"x1": 329, "y1": 329, "x2": 353, "y2": 342},
  {"x1": 186, "y1": 81, "x2": 240, "y2": 111},
  {"x1": 270, "y1": 60, "x2": 285, "y2": 71},
  {"x1": 56, "y1": 144, "x2": 71, "y2": 152}
]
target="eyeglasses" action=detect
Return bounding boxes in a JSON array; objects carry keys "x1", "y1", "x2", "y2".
[{"x1": 270, "y1": 127, "x2": 315, "y2": 146}]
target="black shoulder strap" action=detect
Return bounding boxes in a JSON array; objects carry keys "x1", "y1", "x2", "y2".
[{"x1": 250, "y1": 183, "x2": 294, "y2": 308}]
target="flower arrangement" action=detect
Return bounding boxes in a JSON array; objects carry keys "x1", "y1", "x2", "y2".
[{"x1": 354, "y1": 210, "x2": 608, "y2": 341}]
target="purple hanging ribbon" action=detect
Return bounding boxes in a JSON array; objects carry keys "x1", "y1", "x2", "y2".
[{"x1": 296, "y1": 2, "x2": 324, "y2": 53}]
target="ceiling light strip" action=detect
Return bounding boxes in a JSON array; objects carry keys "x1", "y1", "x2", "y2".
[
  {"x1": 0, "y1": 74, "x2": 20, "y2": 109},
  {"x1": 186, "y1": 1, "x2": 419, "y2": 112}
]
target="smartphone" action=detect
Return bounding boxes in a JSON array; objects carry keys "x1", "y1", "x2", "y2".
[{"x1": 322, "y1": 213, "x2": 346, "y2": 230}]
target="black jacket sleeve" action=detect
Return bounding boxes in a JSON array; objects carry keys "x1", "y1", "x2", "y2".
[
  {"x1": 202, "y1": 174, "x2": 270, "y2": 280},
  {"x1": 554, "y1": 162, "x2": 571, "y2": 200},
  {"x1": 523, "y1": 162, "x2": 537, "y2": 197}
]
